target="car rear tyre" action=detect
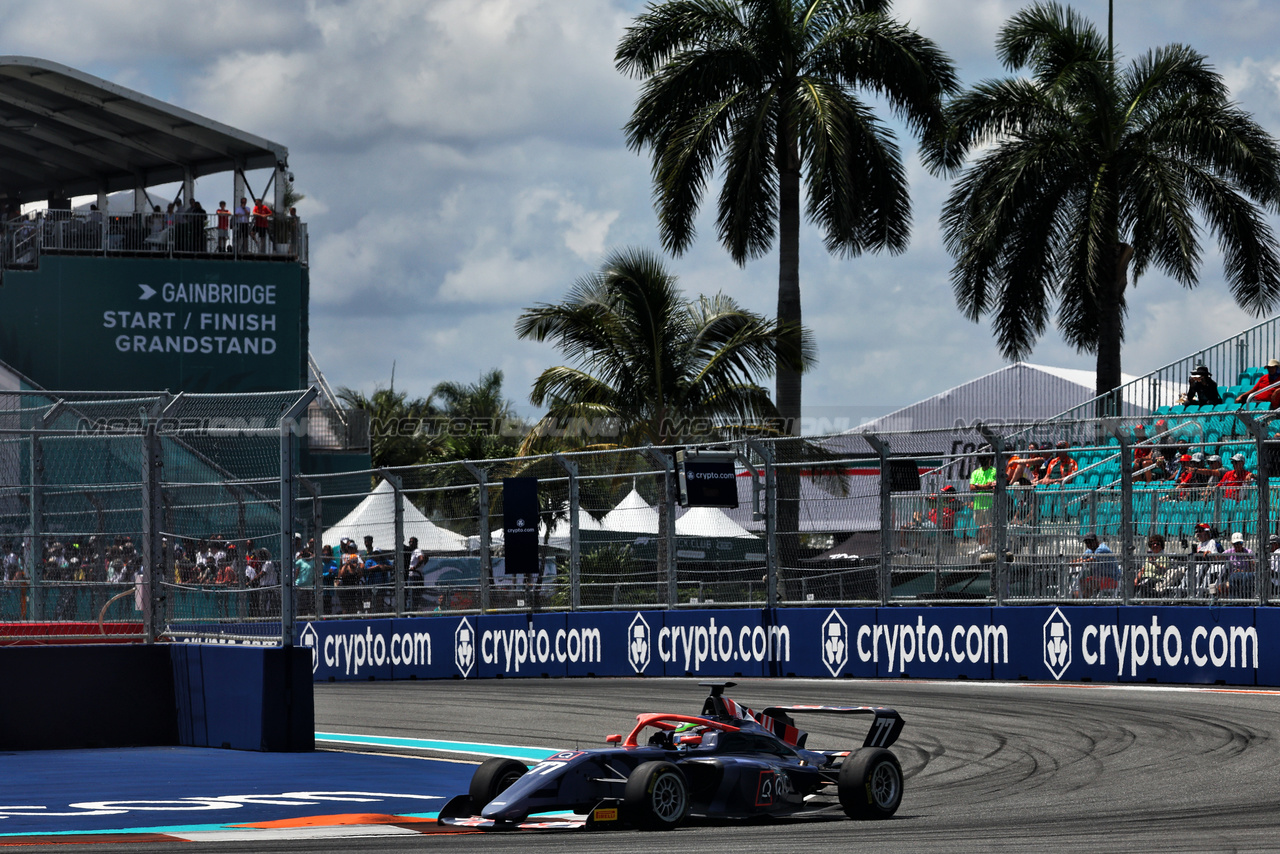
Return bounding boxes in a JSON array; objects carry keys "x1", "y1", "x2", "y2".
[
  {"x1": 838, "y1": 747, "x2": 902, "y2": 820},
  {"x1": 469, "y1": 757, "x2": 528, "y2": 807},
  {"x1": 624, "y1": 760, "x2": 689, "y2": 830}
]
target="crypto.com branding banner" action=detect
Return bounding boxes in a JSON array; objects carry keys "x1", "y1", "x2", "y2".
[{"x1": 299, "y1": 607, "x2": 1266, "y2": 685}]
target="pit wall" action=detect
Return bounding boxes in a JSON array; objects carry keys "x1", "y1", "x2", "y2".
[
  {"x1": 0, "y1": 644, "x2": 313, "y2": 751},
  {"x1": 298, "y1": 607, "x2": 1279, "y2": 686}
]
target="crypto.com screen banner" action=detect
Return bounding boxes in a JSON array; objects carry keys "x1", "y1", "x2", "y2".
[{"x1": 297, "y1": 607, "x2": 1268, "y2": 686}]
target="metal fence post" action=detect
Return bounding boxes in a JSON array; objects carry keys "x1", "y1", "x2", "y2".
[
  {"x1": 141, "y1": 422, "x2": 163, "y2": 644},
  {"x1": 378, "y1": 469, "x2": 405, "y2": 617},
  {"x1": 462, "y1": 461, "x2": 491, "y2": 612},
  {"x1": 1114, "y1": 430, "x2": 1134, "y2": 605},
  {"x1": 745, "y1": 440, "x2": 777, "y2": 608},
  {"x1": 1237, "y1": 411, "x2": 1271, "y2": 606},
  {"x1": 300, "y1": 477, "x2": 324, "y2": 617},
  {"x1": 27, "y1": 432, "x2": 43, "y2": 620},
  {"x1": 279, "y1": 389, "x2": 317, "y2": 647},
  {"x1": 863, "y1": 434, "x2": 892, "y2": 606},
  {"x1": 553, "y1": 454, "x2": 581, "y2": 611},
  {"x1": 642, "y1": 446, "x2": 678, "y2": 607}
]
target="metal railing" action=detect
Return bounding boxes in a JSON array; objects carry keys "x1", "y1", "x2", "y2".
[{"x1": 3, "y1": 209, "x2": 308, "y2": 267}]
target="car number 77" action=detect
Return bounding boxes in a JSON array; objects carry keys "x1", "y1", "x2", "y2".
[{"x1": 867, "y1": 717, "x2": 894, "y2": 747}]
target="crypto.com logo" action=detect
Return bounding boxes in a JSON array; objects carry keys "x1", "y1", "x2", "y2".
[
  {"x1": 1043, "y1": 607, "x2": 1072, "y2": 680},
  {"x1": 299, "y1": 623, "x2": 319, "y2": 674},
  {"x1": 820, "y1": 610, "x2": 848, "y2": 677},
  {"x1": 455, "y1": 618, "x2": 476, "y2": 677},
  {"x1": 627, "y1": 613, "x2": 651, "y2": 674}
]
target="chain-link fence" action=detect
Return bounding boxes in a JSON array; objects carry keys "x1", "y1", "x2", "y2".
[
  {"x1": 0, "y1": 388, "x2": 313, "y2": 645},
  {"x1": 6, "y1": 389, "x2": 1280, "y2": 646}
]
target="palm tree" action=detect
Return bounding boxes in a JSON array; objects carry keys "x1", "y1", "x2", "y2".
[
  {"x1": 336, "y1": 381, "x2": 438, "y2": 470},
  {"x1": 429, "y1": 369, "x2": 524, "y2": 462},
  {"x1": 617, "y1": 0, "x2": 957, "y2": 429},
  {"x1": 515, "y1": 247, "x2": 812, "y2": 450},
  {"x1": 928, "y1": 2, "x2": 1280, "y2": 404}
]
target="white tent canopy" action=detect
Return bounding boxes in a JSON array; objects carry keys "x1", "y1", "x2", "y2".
[
  {"x1": 676, "y1": 506, "x2": 756, "y2": 539},
  {"x1": 322, "y1": 479, "x2": 467, "y2": 552},
  {"x1": 602, "y1": 488, "x2": 660, "y2": 534}
]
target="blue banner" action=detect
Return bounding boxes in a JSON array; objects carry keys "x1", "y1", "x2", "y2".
[{"x1": 298, "y1": 606, "x2": 1273, "y2": 687}]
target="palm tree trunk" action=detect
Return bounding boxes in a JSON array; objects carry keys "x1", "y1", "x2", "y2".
[
  {"x1": 1095, "y1": 242, "x2": 1134, "y2": 415},
  {"x1": 776, "y1": 160, "x2": 802, "y2": 434},
  {"x1": 775, "y1": 145, "x2": 803, "y2": 596}
]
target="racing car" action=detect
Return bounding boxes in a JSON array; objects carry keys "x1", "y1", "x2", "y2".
[{"x1": 438, "y1": 681, "x2": 905, "y2": 831}]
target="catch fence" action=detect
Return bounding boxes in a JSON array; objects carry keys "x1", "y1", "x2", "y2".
[{"x1": 4, "y1": 390, "x2": 1280, "y2": 647}]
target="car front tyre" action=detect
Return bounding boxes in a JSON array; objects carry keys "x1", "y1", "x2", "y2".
[
  {"x1": 838, "y1": 747, "x2": 902, "y2": 820},
  {"x1": 624, "y1": 760, "x2": 689, "y2": 830},
  {"x1": 469, "y1": 757, "x2": 528, "y2": 807}
]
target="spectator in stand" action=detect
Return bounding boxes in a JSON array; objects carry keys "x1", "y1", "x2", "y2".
[
  {"x1": 1145, "y1": 451, "x2": 1173, "y2": 482},
  {"x1": 1039, "y1": 441, "x2": 1079, "y2": 485},
  {"x1": 1174, "y1": 453, "x2": 1206, "y2": 497},
  {"x1": 1179, "y1": 364, "x2": 1224, "y2": 406},
  {"x1": 1223, "y1": 532, "x2": 1256, "y2": 598},
  {"x1": 215, "y1": 201, "x2": 231, "y2": 251},
  {"x1": 337, "y1": 539, "x2": 363, "y2": 614},
  {"x1": 1192, "y1": 522, "x2": 1226, "y2": 596},
  {"x1": 295, "y1": 547, "x2": 315, "y2": 617},
  {"x1": 1269, "y1": 535, "x2": 1280, "y2": 596},
  {"x1": 234, "y1": 198, "x2": 250, "y2": 251},
  {"x1": 1241, "y1": 359, "x2": 1280, "y2": 409},
  {"x1": 1131, "y1": 424, "x2": 1153, "y2": 469},
  {"x1": 1077, "y1": 533, "x2": 1121, "y2": 598},
  {"x1": 251, "y1": 198, "x2": 273, "y2": 252},
  {"x1": 1203, "y1": 455, "x2": 1225, "y2": 489},
  {"x1": 969, "y1": 450, "x2": 996, "y2": 549},
  {"x1": 927, "y1": 484, "x2": 961, "y2": 532},
  {"x1": 320, "y1": 543, "x2": 338, "y2": 614},
  {"x1": 1217, "y1": 453, "x2": 1255, "y2": 499},
  {"x1": 1135, "y1": 534, "x2": 1174, "y2": 597}
]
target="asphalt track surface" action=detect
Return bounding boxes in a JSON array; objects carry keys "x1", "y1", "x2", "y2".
[{"x1": 14, "y1": 677, "x2": 1280, "y2": 852}]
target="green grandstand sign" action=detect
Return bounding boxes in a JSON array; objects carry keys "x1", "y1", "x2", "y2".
[{"x1": 0, "y1": 256, "x2": 308, "y2": 393}]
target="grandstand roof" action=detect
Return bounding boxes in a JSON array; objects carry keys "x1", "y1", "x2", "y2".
[
  {"x1": 850, "y1": 361, "x2": 1154, "y2": 435},
  {"x1": 0, "y1": 56, "x2": 287, "y2": 201}
]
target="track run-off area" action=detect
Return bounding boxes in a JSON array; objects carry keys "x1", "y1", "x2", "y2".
[{"x1": 4, "y1": 678, "x2": 1280, "y2": 852}]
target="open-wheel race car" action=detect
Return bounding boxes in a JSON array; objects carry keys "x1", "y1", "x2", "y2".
[{"x1": 437, "y1": 681, "x2": 906, "y2": 831}]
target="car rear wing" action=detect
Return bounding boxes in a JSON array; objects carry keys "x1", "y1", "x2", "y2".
[{"x1": 761, "y1": 705, "x2": 904, "y2": 749}]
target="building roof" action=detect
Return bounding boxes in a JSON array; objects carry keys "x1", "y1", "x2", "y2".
[{"x1": 0, "y1": 56, "x2": 287, "y2": 201}]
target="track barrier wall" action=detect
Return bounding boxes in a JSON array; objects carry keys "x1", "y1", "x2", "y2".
[
  {"x1": 299, "y1": 607, "x2": 1272, "y2": 687},
  {"x1": 0, "y1": 644, "x2": 312, "y2": 751}
]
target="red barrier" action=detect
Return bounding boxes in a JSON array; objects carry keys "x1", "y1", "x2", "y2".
[{"x1": 0, "y1": 622, "x2": 143, "y2": 645}]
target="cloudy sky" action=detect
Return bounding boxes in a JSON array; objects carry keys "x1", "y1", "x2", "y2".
[{"x1": 6, "y1": 0, "x2": 1280, "y2": 431}]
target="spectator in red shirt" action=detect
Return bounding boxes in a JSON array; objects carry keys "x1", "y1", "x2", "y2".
[
  {"x1": 215, "y1": 201, "x2": 231, "y2": 251},
  {"x1": 251, "y1": 198, "x2": 273, "y2": 252},
  {"x1": 1242, "y1": 359, "x2": 1280, "y2": 409},
  {"x1": 1217, "y1": 453, "x2": 1255, "y2": 500}
]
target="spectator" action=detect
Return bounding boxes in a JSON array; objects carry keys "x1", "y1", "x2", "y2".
[
  {"x1": 1217, "y1": 453, "x2": 1255, "y2": 499},
  {"x1": 1179, "y1": 364, "x2": 1223, "y2": 406},
  {"x1": 1241, "y1": 358, "x2": 1280, "y2": 409},
  {"x1": 1077, "y1": 533, "x2": 1120, "y2": 598},
  {"x1": 251, "y1": 198, "x2": 273, "y2": 252},
  {"x1": 1223, "y1": 532, "x2": 1255, "y2": 598},
  {"x1": 1131, "y1": 424, "x2": 1154, "y2": 470},
  {"x1": 234, "y1": 198, "x2": 250, "y2": 251},
  {"x1": 1039, "y1": 441, "x2": 1078, "y2": 485},
  {"x1": 337, "y1": 539, "x2": 363, "y2": 614},
  {"x1": 1136, "y1": 450, "x2": 1171, "y2": 483},
  {"x1": 294, "y1": 550, "x2": 314, "y2": 617},
  {"x1": 1173, "y1": 453, "x2": 1206, "y2": 497},
  {"x1": 927, "y1": 484, "x2": 961, "y2": 532},
  {"x1": 215, "y1": 201, "x2": 231, "y2": 250},
  {"x1": 1192, "y1": 522, "x2": 1225, "y2": 595},
  {"x1": 1269, "y1": 534, "x2": 1280, "y2": 595},
  {"x1": 1203, "y1": 455, "x2": 1225, "y2": 488},
  {"x1": 1135, "y1": 534, "x2": 1177, "y2": 596},
  {"x1": 969, "y1": 450, "x2": 996, "y2": 548}
]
